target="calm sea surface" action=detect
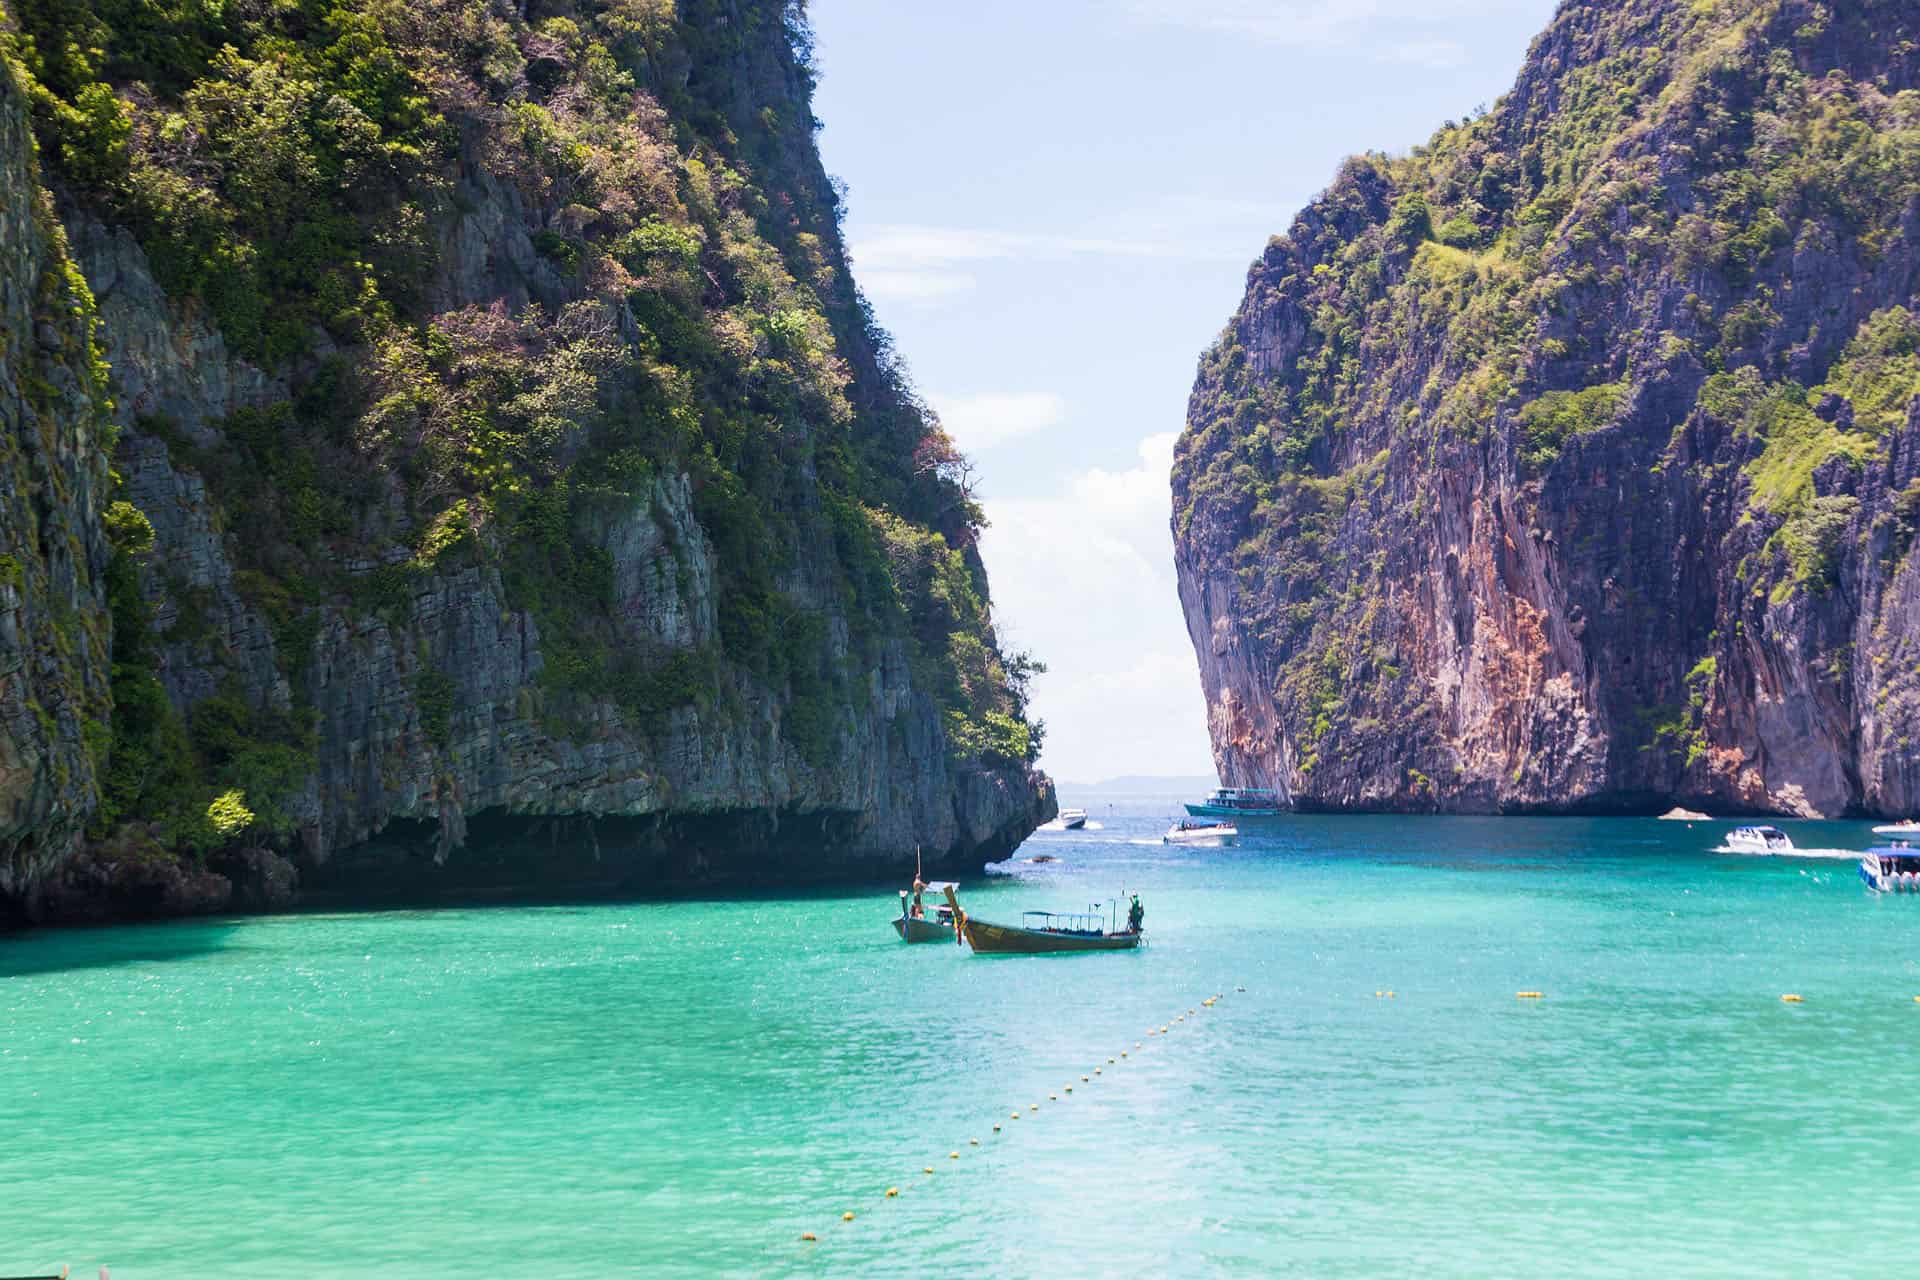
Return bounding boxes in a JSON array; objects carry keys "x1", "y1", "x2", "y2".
[{"x1": 5, "y1": 799, "x2": 1920, "y2": 1277}]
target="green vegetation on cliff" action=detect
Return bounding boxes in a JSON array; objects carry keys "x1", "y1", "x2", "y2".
[
  {"x1": 2, "y1": 0, "x2": 1041, "y2": 882},
  {"x1": 1172, "y1": 0, "x2": 1920, "y2": 816}
]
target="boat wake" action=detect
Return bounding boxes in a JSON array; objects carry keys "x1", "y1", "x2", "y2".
[{"x1": 1713, "y1": 845, "x2": 1861, "y2": 860}]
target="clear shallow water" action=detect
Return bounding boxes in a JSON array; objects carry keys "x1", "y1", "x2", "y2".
[{"x1": 5, "y1": 801, "x2": 1920, "y2": 1278}]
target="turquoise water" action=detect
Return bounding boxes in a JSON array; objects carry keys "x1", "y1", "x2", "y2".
[{"x1": 5, "y1": 803, "x2": 1920, "y2": 1277}]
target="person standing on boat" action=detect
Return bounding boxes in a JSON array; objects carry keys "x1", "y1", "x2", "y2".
[
  {"x1": 1127, "y1": 895, "x2": 1145, "y2": 934},
  {"x1": 910, "y1": 878, "x2": 927, "y2": 919}
]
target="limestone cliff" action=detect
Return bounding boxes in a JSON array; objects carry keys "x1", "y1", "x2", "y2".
[
  {"x1": 0, "y1": 52, "x2": 113, "y2": 898},
  {"x1": 0, "y1": 0, "x2": 1049, "y2": 922},
  {"x1": 1172, "y1": 0, "x2": 1920, "y2": 816}
]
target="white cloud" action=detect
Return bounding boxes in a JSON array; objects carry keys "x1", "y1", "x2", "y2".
[
  {"x1": 979, "y1": 432, "x2": 1214, "y2": 780},
  {"x1": 1386, "y1": 39, "x2": 1469, "y2": 69},
  {"x1": 848, "y1": 223, "x2": 1185, "y2": 305},
  {"x1": 1122, "y1": 0, "x2": 1539, "y2": 58},
  {"x1": 929, "y1": 391, "x2": 1068, "y2": 452}
]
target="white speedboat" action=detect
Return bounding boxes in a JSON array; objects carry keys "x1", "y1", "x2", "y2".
[
  {"x1": 1725, "y1": 825, "x2": 1793, "y2": 854},
  {"x1": 1164, "y1": 820, "x2": 1237, "y2": 845},
  {"x1": 1861, "y1": 843, "x2": 1920, "y2": 892},
  {"x1": 1871, "y1": 819, "x2": 1920, "y2": 836},
  {"x1": 1060, "y1": 808, "x2": 1088, "y2": 830}
]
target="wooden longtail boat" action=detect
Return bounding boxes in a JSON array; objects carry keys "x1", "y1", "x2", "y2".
[
  {"x1": 893, "y1": 880, "x2": 961, "y2": 943},
  {"x1": 942, "y1": 885, "x2": 1142, "y2": 955}
]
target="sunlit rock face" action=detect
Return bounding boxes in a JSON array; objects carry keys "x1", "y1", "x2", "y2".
[
  {"x1": 0, "y1": 0, "x2": 1050, "y2": 922},
  {"x1": 1172, "y1": 0, "x2": 1920, "y2": 817}
]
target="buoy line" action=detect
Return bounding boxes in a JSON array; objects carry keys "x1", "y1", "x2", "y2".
[{"x1": 801, "y1": 988, "x2": 1237, "y2": 1243}]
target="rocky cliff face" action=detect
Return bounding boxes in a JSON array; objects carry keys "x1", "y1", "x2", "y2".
[
  {"x1": 0, "y1": 0, "x2": 1049, "y2": 922},
  {"x1": 1173, "y1": 0, "x2": 1920, "y2": 817},
  {"x1": 0, "y1": 54, "x2": 113, "y2": 898}
]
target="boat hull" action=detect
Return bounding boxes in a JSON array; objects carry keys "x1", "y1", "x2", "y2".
[
  {"x1": 1183, "y1": 802, "x2": 1283, "y2": 818},
  {"x1": 1062, "y1": 817, "x2": 1087, "y2": 830},
  {"x1": 963, "y1": 918, "x2": 1141, "y2": 954},
  {"x1": 894, "y1": 916, "x2": 956, "y2": 944}
]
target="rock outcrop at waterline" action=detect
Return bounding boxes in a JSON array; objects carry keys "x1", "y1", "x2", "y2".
[
  {"x1": 0, "y1": 0, "x2": 1049, "y2": 923},
  {"x1": 1172, "y1": 0, "x2": 1920, "y2": 817}
]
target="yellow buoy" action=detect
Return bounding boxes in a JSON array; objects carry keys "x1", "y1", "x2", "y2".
[
  {"x1": 1374, "y1": 991, "x2": 1384, "y2": 998},
  {"x1": 1065, "y1": 1086, "x2": 1073, "y2": 1094},
  {"x1": 923, "y1": 1166, "x2": 934, "y2": 1174},
  {"x1": 886, "y1": 1188, "x2": 899, "y2": 1198},
  {"x1": 1782, "y1": 993, "x2": 1804, "y2": 1003},
  {"x1": 1081, "y1": 1075, "x2": 1089, "y2": 1082},
  {"x1": 1120, "y1": 1052, "x2": 1128, "y2": 1059},
  {"x1": 970, "y1": 1138, "x2": 980, "y2": 1146},
  {"x1": 1030, "y1": 1103, "x2": 1039, "y2": 1111},
  {"x1": 843, "y1": 1212, "x2": 855, "y2": 1222},
  {"x1": 1108, "y1": 1057, "x2": 1116, "y2": 1063},
  {"x1": 949, "y1": 1151, "x2": 959, "y2": 1159},
  {"x1": 1048, "y1": 1093, "x2": 1057, "y2": 1101},
  {"x1": 1011, "y1": 1112, "x2": 1021, "y2": 1120},
  {"x1": 802, "y1": 1231, "x2": 817, "y2": 1241},
  {"x1": 1516, "y1": 991, "x2": 1543, "y2": 999},
  {"x1": 1387, "y1": 991, "x2": 1396, "y2": 998}
]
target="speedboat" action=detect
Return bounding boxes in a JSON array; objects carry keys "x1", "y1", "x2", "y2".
[
  {"x1": 1060, "y1": 807, "x2": 1088, "y2": 830},
  {"x1": 893, "y1": 881, "x2": 960, "y2": 943},
  {"x1": 1164, "y1": 819, "x2": 1237, "y2": 845},
  {"x1": 1184, "y1": 786, "x2": 1283, "y2": 818},
  {"x1": 1861, "y1": 843, "x2": 1920, "y2": 892},
  {"x1": 1872, "y1": 819, "x2": 1920, "y2": 836},
  {"x1": 1725, "y1": 825, "x2": 1793, "y2": 854}
]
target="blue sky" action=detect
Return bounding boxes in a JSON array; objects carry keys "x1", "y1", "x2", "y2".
[{"x1": 809, "y1": 0, "x2": 1557, "y2": 783}]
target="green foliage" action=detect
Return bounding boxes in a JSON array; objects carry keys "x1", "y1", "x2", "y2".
[
  {"x1": 205, "y1": 789, "x2": 255, "y2": 839},
  {"x1": 413, "y1": 669, "x2": 456, "y2": 747},
  {"x1": 1517, "y1": 382, "x2": 1626, "y2": 473},
  {"x1": 0, "y1": 553, "x2": 22, "y2": 590},
  {"x1": 102, "y1": 499, "x2": 154, "y2": 554}
]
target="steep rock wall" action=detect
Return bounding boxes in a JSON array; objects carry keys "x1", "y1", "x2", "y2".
[
  {"x1": 0, "y1": 53, "x2": 112, "y2": 896},
  {"x1": 0, "y1": 0, "x2": 1050, "y2": 921},
  {"x1": 1173, "y1": 0, "x2": 1920, "y2": 817}
]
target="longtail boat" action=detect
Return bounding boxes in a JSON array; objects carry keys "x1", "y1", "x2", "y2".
[
  {"x1": 893, "y1": 880, "x2": 960, "y2": 943},
  {"x1": 942, "y1": 885, "x2": 1143, "y2": 955}
]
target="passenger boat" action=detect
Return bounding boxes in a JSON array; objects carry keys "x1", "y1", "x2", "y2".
[
  {"x1": 1724, "y1": 825, "x2": 1794, "y2": 854},
  {"x1": 1060, "y1": 807, "x2": 1088, "y2": 830},
  {"x1": 893, "y1": 880, "x2": 960, "y2": 943},
  {"x1": 1860, "y1": 843, "x2": 1920, "y2": 892},
  {"x1": 942, "y1": 885, "x2": 1142, "y2": 954},
  {"x1": 1164, "y1": 819, "x2": 1237, "y2": 845},
  {"x1": 1871, "y1": 819, "x2": 1920, "y2": 836},
  {"x1": 1184, "y1": 786, "x2": 1284, "y2": 818}
]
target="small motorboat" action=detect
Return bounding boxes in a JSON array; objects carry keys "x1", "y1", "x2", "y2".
[
  {"x1": 942, "y1": 885, "x2": 1143, "y2": 954},
  {"x1": 893, "y1": 880, "x2": 960, "y2": 943},
  {"x1": 1724, "y1": 825, "x2": 1793, "y2": 854},
  {"x1": 1059, "y1": 807, "x2": 1088, "y2": 830},
  {"x1": 1164, "y1": 819, "x2": 1237, "y2": 845},
  {"x1": 1861, "y1": 843, "x2": 1920, "y2": 892},
  {"x1": 1872, "y1": 819, "x2": 1920, "y2": 836}
]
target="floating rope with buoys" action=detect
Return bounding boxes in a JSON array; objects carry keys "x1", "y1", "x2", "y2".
[{"x1": 800, "y1": 987, "x2": 1238, "y2": 1244}]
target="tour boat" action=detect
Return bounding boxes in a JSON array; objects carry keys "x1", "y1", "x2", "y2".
[
  {"x1": 1184, "y1": 786, "x2": 1284, "y2": 818},
  {"x1": 893, "y1": 881, "x2": 960, "y2": 943},
  {"x1": 1724, "y1": 825, "x2": 1794, "y2": 854},
  {"x1": 1164, "y1": 819, "x2": 1237, "y2": 845},
  {"x1": 1871, "y1": 819, "x2": 1920, "y2": 836},
  {"x1": 942, "y1": 885, "x2": 1142, "y2": 954},
  {"x1": 1060, "y1": 807, "x2": 1088, "y2": 830},
  {"x1": 1860, "y1": 844, "x2": 1920, "y2": 893}
]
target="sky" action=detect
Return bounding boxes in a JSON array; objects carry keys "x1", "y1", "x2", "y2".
[{"x1": 808, "y1": 0, "x2": 1557, "y2": 784}]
